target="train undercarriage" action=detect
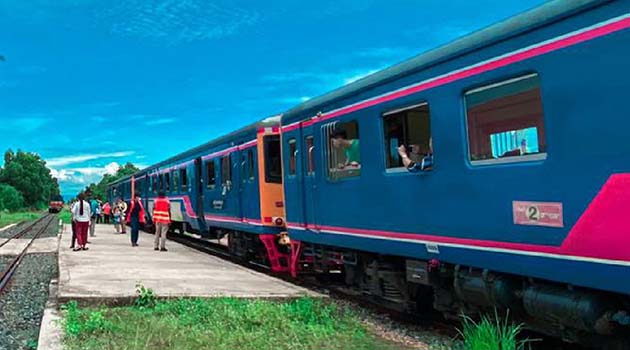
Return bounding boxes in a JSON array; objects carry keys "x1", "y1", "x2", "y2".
[
  {"x1": 163, "y1": 223, "x2": 630, "y2": 349},
  {"x1": 289, "y1": 241, "x2": 630, "y2": 350}
]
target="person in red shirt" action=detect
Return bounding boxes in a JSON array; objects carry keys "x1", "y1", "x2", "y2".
[
  {"x1": 152, "y1": 191, "x2": 171, "y2": 252},
  {"x1": 126, "y1": 193, "x2": 146, "y2": 247},
  {"x1": 102, "y1": 202, "x2": 112, "y2": 224}
]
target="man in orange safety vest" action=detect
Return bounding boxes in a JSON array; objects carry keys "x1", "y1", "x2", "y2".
[{"x1": 153, "y1": 191, "x2": 171, "y2": 252}]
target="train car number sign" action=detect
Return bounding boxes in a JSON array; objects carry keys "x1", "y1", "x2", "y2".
[{"x1": 513, "y1": 201, "x2": 563, "y2": 228}]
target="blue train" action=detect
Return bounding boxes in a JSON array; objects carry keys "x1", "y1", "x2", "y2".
[{"x1": 109, "y1": 0, "x2": 630, "y2": 346}]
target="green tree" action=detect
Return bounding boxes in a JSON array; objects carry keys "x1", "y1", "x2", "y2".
[
  {"x1": 0, "y1": 183, "x2": 25, "y2": 211},
  {"x1": 0, "y1": 149, "x2": 60, "y2": 208},
  {"x1": 84, "y1": 162, "x2": 139, "y2": 200}
]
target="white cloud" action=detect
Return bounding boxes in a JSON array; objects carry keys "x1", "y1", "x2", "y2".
[
  {"x1": 52, "y1": 162, "x2": 122, "y2": 192},
  {"x1": 0, "y1": 117, "x2": 50, "y2": 133},
  {"x1": 46, "y1": 151, "x2": 134, "y2": 167},
  {"x1": 145, "y1": 118, "x2": 175, "y2": 126},
  {"x1": 99, "y1": 0, "x2": 260, "y2": 43}
]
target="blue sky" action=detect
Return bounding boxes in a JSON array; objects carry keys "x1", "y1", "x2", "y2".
[{"x1": 0, "y1": 0, "x2": 547, "y2": 195}]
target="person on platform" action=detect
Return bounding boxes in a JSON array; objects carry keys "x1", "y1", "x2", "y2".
[
  {"x1": 71, "y1": 193, "x2": 91, "y2": 251},
  {"x1": 125, "y1": 193, "x2": 146, "y2": 247},
  {"x1": 69, "y1": 199, "x2": 77, "y2": 249},
  {"x1": 102, "y1": 202, "x2": 111, "y2": 224},
  {"x1": 152, "y1": 191, "x2": 171, "y2": 252},
  {"x1": 116, "y1": 198, "x2": 128, "y2": 234},
  {"x1": 87, "y1": 192, "x2": 99, "y2": 237},
  {"x1": 112, "y1": 204, "x2": 122, "y2": 233}
]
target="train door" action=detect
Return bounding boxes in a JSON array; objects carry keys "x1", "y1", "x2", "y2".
[
  {"x1": 239, "y1": 147, "x2": 257, "y2": 222},
  {"x1": 283, "y1": 123, "x2": 306, "y2": 226},
  {"x1": 302, "y1": 129, "x2": 318, "y2": 228},
  {"x1": 194, "y1": 157, "x2": 205, "y2": 227}
]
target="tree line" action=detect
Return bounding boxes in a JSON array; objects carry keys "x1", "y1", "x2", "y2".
[
  {"x1": 0, "y1": 149, "x2": 61, "y2": 211},
  {"x1": 80, "y1": 162, "x2": 139, "y2": 201}
]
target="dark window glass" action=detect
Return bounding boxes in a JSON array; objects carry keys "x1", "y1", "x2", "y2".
[
  {"x1": 263, "y1": 135, "x2": 282, "y2": 184},
  {"x1": 165, "y1": 172, "x2": 170, "y2": 192},
  {"x1": 248, "y1": 149, "x2": 255, "y2": 180},
  {"x1": 465, "y1": 74, "x2": 546, "y2": 164},
  {"x1": 206, "y1": 161, "x2": 216, "y2": 188},
  {"x1": 326, "y1": 120, "x2": 360, "y2": 180},
  {"x1": 288, "y1": 139, "x2": 297, "y2": 175},
  {"x1": 159, "y1": 174, "x2": 164, "y2": 191},
  {"x1": 305, "y1": 136, "x2": 314, "y2": 175},
  {"x1": 383, "y1": 103, "x2": 432, "y2": 169},
  {"x1": 172, "y1": 170, "x2": 179, "y2": 192},
  {"x1": 180, "y1": 168, "x2": 187, "y2": 191},
  {"x1": 221, "y1": 155, "x2": 231, "y2": 185}
]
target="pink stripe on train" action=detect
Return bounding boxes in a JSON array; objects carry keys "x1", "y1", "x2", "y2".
[{"x1": 282, "y1": 14, "x2": 630, "y2": 132}]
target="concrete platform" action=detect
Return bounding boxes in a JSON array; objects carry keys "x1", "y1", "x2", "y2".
[
  {"x1": 58, "y1": 224, "x2": 317, "y2": 305},
  {"x1": 0, "y1": 237, "x2": 58, "y2": 255}
]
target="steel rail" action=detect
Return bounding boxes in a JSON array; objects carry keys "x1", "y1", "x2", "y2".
[{"x1": 0, "y1": 214, "x2": 56, "y2": 295}]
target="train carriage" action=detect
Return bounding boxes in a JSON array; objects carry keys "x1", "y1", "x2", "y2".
[
  {"x1": 108, "y1": 116, "x2": 290, "y2": 272},
  {"x1": 281, "y1": 0, "x2": 630, "y2": 345}
]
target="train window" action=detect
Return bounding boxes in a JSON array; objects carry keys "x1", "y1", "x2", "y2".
[
  {"x1": 153, "y1": 175, "x2": 158, "y2": 193},
  {"x1": 159, "y1": 174, "x2": 164, "y2": 191},
  {"x1": 206, "y1": 160, "x2": 216, "y2": 189},
  {"x1": 173, "y1": 170, "x2": 179, "y2": 192},
  {"x1": 248, "y1": 149, "x2": 255, "y2": 181},
  {"x1": 221, "y1": 155, "x2": 231, "y2": 185},
  {"x1": 180, "y1": 168, "x2": 187, "y2": 191},
  {"x1": 325, "y1": 120, "x2": 360, "y2": 180},
  {"x1": 305, "y1": 136, "x2": 314, "y2": 175},
  {"x1": 164, "y1": 172, "x2": 170, "y2": 192},
  {"x1": 465, "y1": 73, "x2": 546, "y2": 165},
  {"x1": 263, "y1": 135, "x2": 282, "y2": 184},
  {"x1": 241, "y1": 153, "x2": 248, "y2": 183},
  {"x1": 383, "y1": 103, "x2": 432, "y2": 170},
  {"x1": 288, "y1": 139, "x2": 297, "y2": 176}
]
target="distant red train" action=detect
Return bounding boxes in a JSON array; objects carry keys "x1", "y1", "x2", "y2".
[{"x1": 48, "y1": 195, "x2": 64, "y2": 213}]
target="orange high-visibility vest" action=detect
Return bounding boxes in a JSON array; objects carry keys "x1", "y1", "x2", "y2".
[{"x1": 153, "y1": 197, "x2": 171, "y2": 224}]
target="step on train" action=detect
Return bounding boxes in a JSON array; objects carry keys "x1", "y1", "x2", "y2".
[{"x1": 108, "y1": 1, "x2": 630, "y2": 347}]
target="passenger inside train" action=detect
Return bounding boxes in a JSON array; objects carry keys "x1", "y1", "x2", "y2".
[{"x1": 330, "y1": 127, "x2": 361, "y2": 169}]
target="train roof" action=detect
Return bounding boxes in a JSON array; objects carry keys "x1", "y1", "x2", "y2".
[
  {"x1": 282, "y1": 0, "x2": 608, "y2": 121},
  {"x1": 110, "y1": 115, "x2": 281, "y2": 186}
]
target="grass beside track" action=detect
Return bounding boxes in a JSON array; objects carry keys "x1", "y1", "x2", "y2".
[
  {"x1": 63, "y1": 297, "x2": 411, "y2": 350},
  {"x1": 0, "y1": 211, "x2": 41, "y2": 228},
  {"x1": 58, "y1": 208, "x2": 71, "y2": 224}
]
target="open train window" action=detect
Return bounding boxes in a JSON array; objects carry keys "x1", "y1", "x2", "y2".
[
  {"x1": 180, "y1": 168, "x2": 187, "y2": 191},
  {"x1": 206, "y1": 160, "x2": 216, "y2": 189},
  {"x1": 263, "y1": 135, "x2": 282, "y2": 184},
  {"x1": 465, "y1": 73, "x2": 546, "y2": 165},
  {"x1": 248, "y1": 149, "x2": 255, "y2": 181},
  {"x1": 164, "y1": 172, "x2": 170, "y2": 192},
  {"x1": 305, "y1": 136, "x2": 314, "y2": 175},
  {"x1": 288, "y1": 138, "x2": 297, "y2": 176},
  {"x1": 383, "y1": 103, "x2": 431, "y2": 170},
  {"x1": 324, "y1": 120, "x2": 360, "y2": 180},
  {"x1": 221, "y1": 155, "x2": 231, "y2": 185}
]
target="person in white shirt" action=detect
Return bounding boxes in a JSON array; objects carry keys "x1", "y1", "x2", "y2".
[{"x1": 71, "y1": 193, "x2": 92, "y2": 251}]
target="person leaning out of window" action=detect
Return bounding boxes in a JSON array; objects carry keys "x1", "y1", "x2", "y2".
[{"x1": 397, "y1": 138, "x2": 433, "y2": 172}]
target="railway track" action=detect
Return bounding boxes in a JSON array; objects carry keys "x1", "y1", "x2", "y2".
[{"x1": 0, "y1": 214, "x2": 57, "y2": 295}]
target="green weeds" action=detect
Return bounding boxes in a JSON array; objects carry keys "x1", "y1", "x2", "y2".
[
  {"x1": 62, "y1": 287, "x2": 405, "y2": 350},
  {"x1": 457, "y1": 311, "x2": 533, "y2": 350}
]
